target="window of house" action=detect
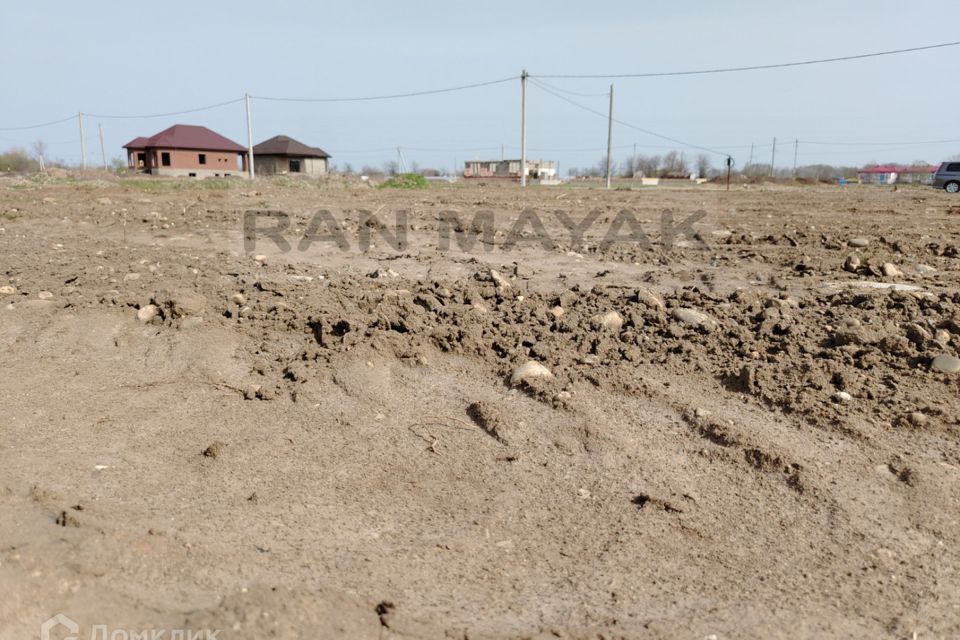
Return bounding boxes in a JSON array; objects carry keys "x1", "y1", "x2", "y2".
[
  {"x1": 199, "y1": 154, "x2": 207, "y2": 165},
  {"x1": 161, "y1": 152, "x2": 171, "y2": 167},
  {"x1": 289, "y1": 159, "x2": 301, "y2": 173},
  {"x1": 136, "y1": 152, "x2": 145, "y2": 167}
]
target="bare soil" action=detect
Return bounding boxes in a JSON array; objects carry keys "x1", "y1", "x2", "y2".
[{"x1": 1, "y1": 175, "x2": 959, "y2": 639}]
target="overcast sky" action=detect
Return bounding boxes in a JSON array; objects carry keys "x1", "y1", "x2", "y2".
[{"x1": 1, "y1": 1, "x2": 957, "y2": 173}]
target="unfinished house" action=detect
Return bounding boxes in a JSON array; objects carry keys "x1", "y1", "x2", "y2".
[
  {"x1": 252, "y1": 135, "x2": 331, "y2": 176},
  {"x1": 123, "y1": 125, "x2": 248, "y2": 178},
  {"x1": 463, "y1": 159, "x2": 557, "y2": 181}
]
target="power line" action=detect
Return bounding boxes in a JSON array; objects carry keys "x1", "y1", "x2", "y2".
[
  {"x1": 86, "y1": 97, "x2": 244, "y2": 119},
  {"x1": 253, "y1": 76, "x2": 518, "y2": 103},
  {"x1": 530, "y1": 79, "x2": 729, "y2": 157},
  {"x1": 0, "y1": 115, "x2": 76, "y2": 132},
  {"x1": 533, "y1": 40, "x2": 960, "y2": 79},
  {"x1": 799, "y1": 138, "x2": 960, "y2": 147},
  {"x1": 530, "y1": 79, "x2": 609, "y2": 98}
]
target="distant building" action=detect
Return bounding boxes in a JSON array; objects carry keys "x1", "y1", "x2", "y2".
[
  {"x1": 463, "y1": 159, "x2": 557, "y2": 181},
  {"x1": 857, "y1": 164, "x2": 936, "y2": 185},
  {"x1": 252, "y1": 135, "x2": 331, "y2": 176},
  {"x1": 123, "y1": 125, "x2": 247, "y2": 177}
]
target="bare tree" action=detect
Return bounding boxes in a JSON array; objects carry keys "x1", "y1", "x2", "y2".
[
  {"x1": 383, "y1": 160, "x2": 399, "y2": 176},
  {"x1": 696, "y1": 154, "x2": 711, "y2": 179},
  {"x1": 32, "y1": 139, "x2": 47, "y2": 172},
  {"x1": 660, "y1": 151, "x2": 689, "y2": 177},
  {"x1": 635, "y1": 154, "x2": 661, "y2": 178}
]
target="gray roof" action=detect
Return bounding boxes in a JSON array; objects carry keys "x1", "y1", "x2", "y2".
[{"x1": 253, "y1": 135, "x2": 330, "y2": 158}]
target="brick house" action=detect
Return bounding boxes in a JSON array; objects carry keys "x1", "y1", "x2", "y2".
[
  {"x1": 856, "y1": 164, "x2": 936, "y2": 185},
  {"x1": 463, "y1": 159, "x2": 556, "y2": 180},
  {"x1": 124, "y1": 124, "x2": 248, "y2": 178},
  {"x1": 252, "y1": 135, "x2": 330, "y2": 176}
]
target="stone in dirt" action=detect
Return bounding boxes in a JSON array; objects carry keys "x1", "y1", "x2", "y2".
[
  {"x1": 843, "y1": 254, "x2": 861, "y2": 273},
  {"x1": 930, "y1": 354, "x2": 960, "y2": 374},
  {"x1": 908, "y1": 412, "x2": 928, "y2": 427},
  {"x1": 137, "y1": 304, "x2": 159, "y2": 323},
  {"x1": 882, "y1": 263, "x2": 903, "y2": 278},
  {"x1": 672, "y1": 307, "x2": 718, "y2": 332},
  {"x1": 833, "y1": 391, "x2": 853, "y2": 403},
  {"x1": 510, "y1": 361, "x2": 553, "y2": 386},
  {"x1": 635, "y1": 287, "x2": 665, "y2": 311},
  {"x1": 37, "y1": 291, "x2": 53, "y2": 300},
  {"x1": 592, "y1": 310, "x2": 624, "y2": 332},
  {"x1": 488, "y1": 269, "x2": 512, "y2": 291},
  {"x1": 849, "y1": 237, "x2": 870, "y2": 248},
  {"x1": 231, "y1": 292, "x2": 246, "y2": 305},
  {"x1": 0, "y1": 285, "x2": 16, "y2": 295}
]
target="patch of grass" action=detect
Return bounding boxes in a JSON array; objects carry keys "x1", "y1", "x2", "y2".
[
  {"x1": 379, "y1": 173, "x2": 428, "y2": 189},
  {"x1": 121, "y1": 177, "x2": 238, "y2": 192}
]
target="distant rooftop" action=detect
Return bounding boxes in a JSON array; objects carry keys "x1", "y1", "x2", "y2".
[
  {"x1": 123, "y1": 125, "x2": 246, "y2": 153},
  {"x1": 858, "y1": 164, "x2": 936, "y2": 174},
  {"x1": 253, "y1": 135, "x2": 330, "y2": 158}
]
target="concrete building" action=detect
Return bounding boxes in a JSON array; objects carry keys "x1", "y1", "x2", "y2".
[
  {"x1": 123, "y1": 125, "x2": 247, "y2": 177},
  {"x1": 253, "y1": 135, "x2": 331, "y2": 176},
  {"x1": 857, "y1": 164, "x2": 936, "y2": 185},
  {"x1": 463, "y1": 159, "x2": 557, "y2": 181}
]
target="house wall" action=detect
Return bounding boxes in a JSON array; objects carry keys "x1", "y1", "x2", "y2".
[
  {"x1": 151, "y1": 148, "x2": 241, "y2": 171},
  {"x1": 856, "y1": 171, "x2": 934, "y2": 185},
  {"x1": 463, "y1": 159, "x2": 555, "y2": 179},
  {"x1": 255, "y1": 155, "x2": 328, "y2": 176}
]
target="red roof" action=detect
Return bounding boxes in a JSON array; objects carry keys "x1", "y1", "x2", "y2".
[
  {"x1": 858, "y1": 164, "x2": 936, "y2": 174},
  {"x1": 124, "y1": 136, "x2": 149, "y2": 149},
  {"x1": 123, "y1": 125, "x2": 245, "y2": 152}
]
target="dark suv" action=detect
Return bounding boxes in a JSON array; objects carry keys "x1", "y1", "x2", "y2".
[{"x1": 933, "y1": 162, "x2": 960, "y2": 193}]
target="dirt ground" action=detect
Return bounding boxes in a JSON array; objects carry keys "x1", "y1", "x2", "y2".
[{"x1": 1, "y1": 174, "x2": 958, "y2": 639}]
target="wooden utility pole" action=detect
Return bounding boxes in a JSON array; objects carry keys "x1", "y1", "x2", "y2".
[
  {"x1": 748, "y1": 143, "x2": 754, "y2": 167},
  {"x1": 770, "y1": 137, "x2": 777, "y2": 177},
  {"x1": 78, "y1": 112, "x2": 87, "y2": 170},
  {"x1": 98, "y1": 124, "x2": 107, "y2": 170},
  {"x1": 726, "y1": 156, "x2": 733, "y2": 191},
  {"x1": 605, "y1": 84, "x2": 614, "y2": 189},
  {"x1": 520, "y1": 71, "x2": 529, "y2": 186},
  {"x1": 793, "y1": 139, "x2": 799, "y2": 177},
  {"x1": 245, "y1": 93, "x2": 255, "y2": 179}
]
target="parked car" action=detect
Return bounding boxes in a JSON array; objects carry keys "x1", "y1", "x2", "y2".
[{"x1": 933, "y1": 162, "x2": 960, "y2": 193}]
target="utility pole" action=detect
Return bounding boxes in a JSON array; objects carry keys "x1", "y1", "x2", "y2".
[
  {"x1": 748, "y1": 143, "x2": 754, "y2": 167},
  {"x1": 78, "y1": 112, "x2": 87, "y2": 170},
  {"x1": 793, "y1": 139, "x2": 799, "y2": 178},
  {"x1": 244, "y1": 93, "x2": 255, "y2": 179},
  {"x1": 770, "y1": 137, "x2": 777, "y2": 177},
  {"x1": 605, "y1": 83, "x2": 614, "y2": 189},
  {"x1": 98, "y1": 123, "x2": 107, "y2": 170},
  {"x1": 520, "y1": 70, "x2": 528, "y2": 187},
  {"x1": 500, "y1": 143, "x2": 504, "y2": 161},
  {"x1": 632, "y1": 142, "x2": 637, "y2": 178}
]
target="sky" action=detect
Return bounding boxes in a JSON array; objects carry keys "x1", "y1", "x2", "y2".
[{"x1": 1, "y1": 1, "x2": 958, "y2": 173}]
